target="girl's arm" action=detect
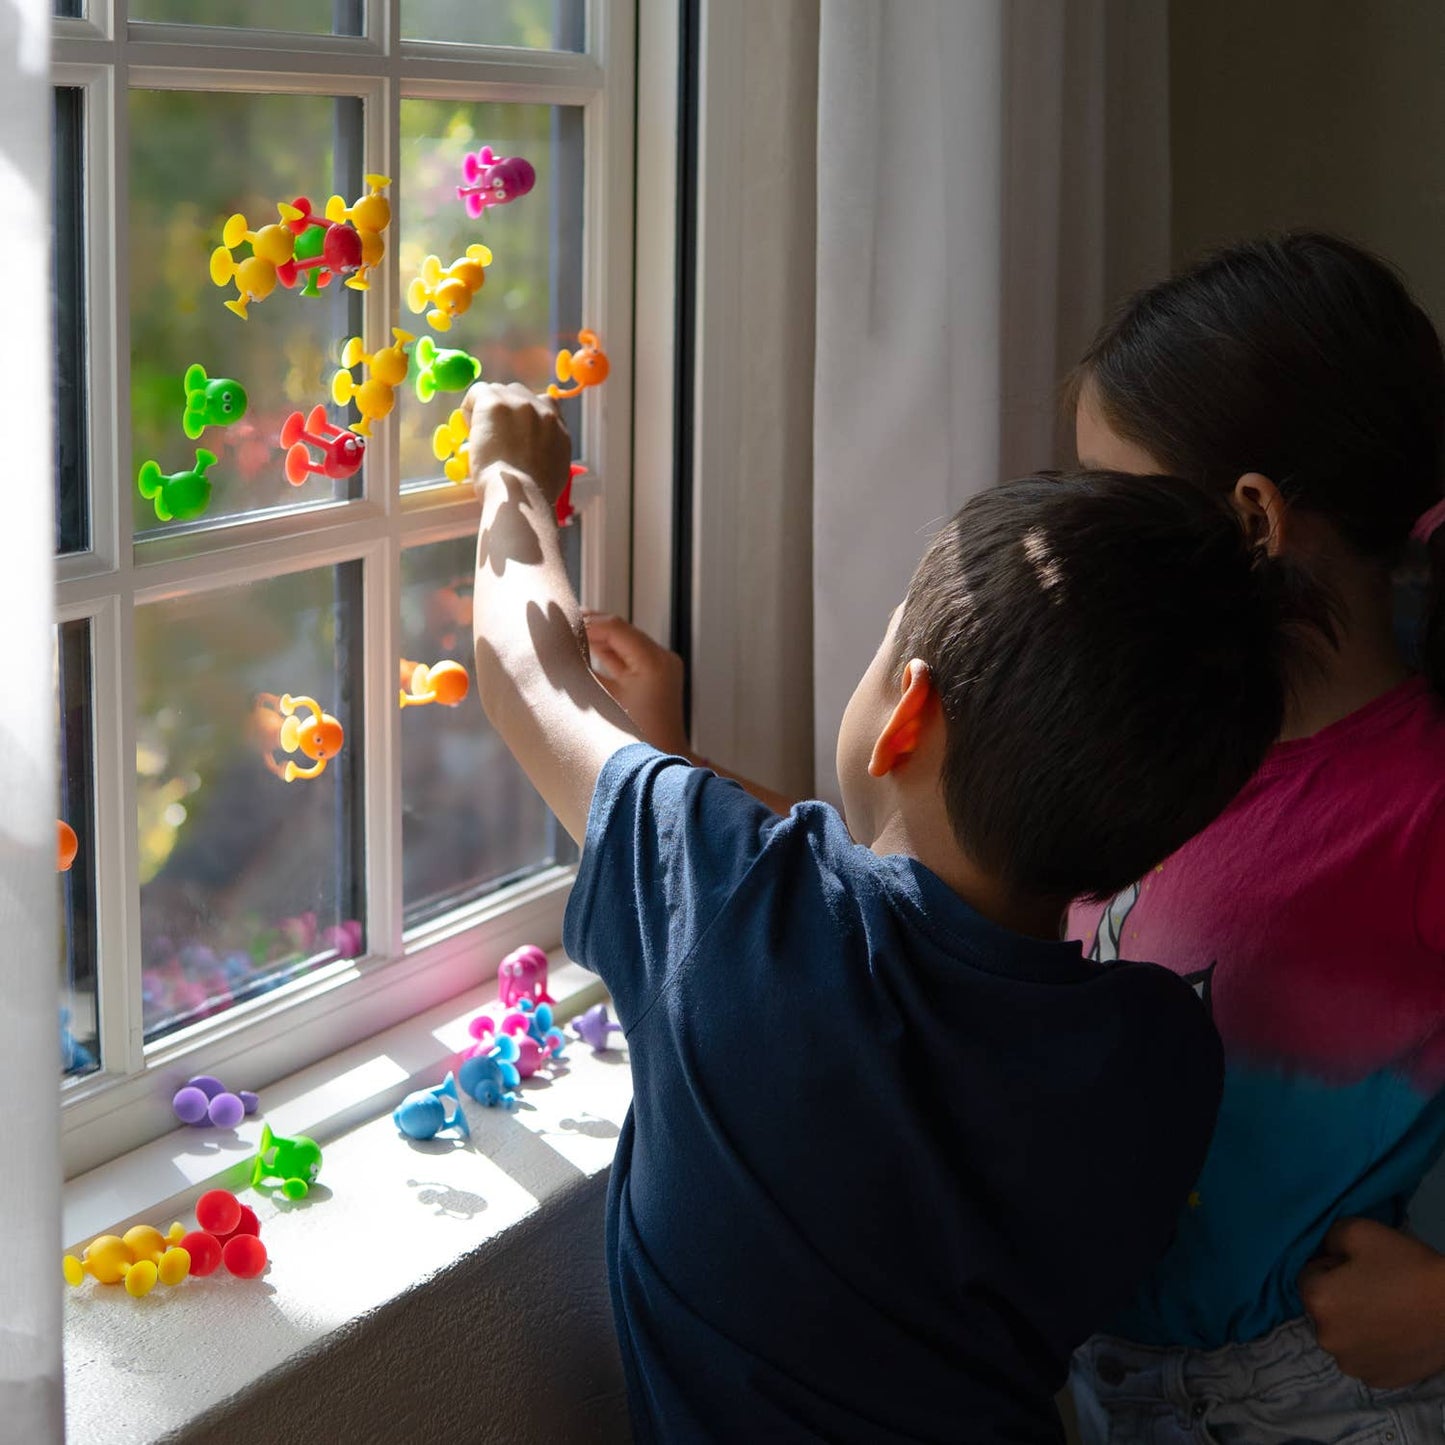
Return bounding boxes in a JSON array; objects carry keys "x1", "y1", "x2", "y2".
[
  {"x1": 1300, "y1": 1217, "x2": 1445, "y2": 1388},
  {"x1": 467, "y1": 384, "x2": 642, "y2": 845}
]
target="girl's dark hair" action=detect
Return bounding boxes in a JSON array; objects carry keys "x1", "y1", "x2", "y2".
[
  {"x1": 1072, "y1": 231, "x2": 1445, "y2": 695},
  {"x1": 895, "y1": 472, "x2": 1324, "y2": 902}
]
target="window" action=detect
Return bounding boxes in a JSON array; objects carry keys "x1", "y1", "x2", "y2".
[{"x1": 52, "y1": 0, "x2": 637, "y2": 1174}]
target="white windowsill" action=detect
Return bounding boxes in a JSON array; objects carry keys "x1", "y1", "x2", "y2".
[{"x1": 63, "y1": 954, "x2": 633, "y2": 1445}]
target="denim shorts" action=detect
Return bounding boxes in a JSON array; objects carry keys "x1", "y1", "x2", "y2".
[{"x1": 1070, "y1": 1317, "x2": 1445, "y2": 1444}]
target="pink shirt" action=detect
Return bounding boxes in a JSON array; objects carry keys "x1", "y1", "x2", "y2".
[{"x1": 1069, "y1": 677, "x2": 1445, "y2": 1345}]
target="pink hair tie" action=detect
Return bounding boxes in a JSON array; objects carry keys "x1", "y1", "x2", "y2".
[{"x1": 1412, "y1": 498, "x2": 1445, "y2": 542}]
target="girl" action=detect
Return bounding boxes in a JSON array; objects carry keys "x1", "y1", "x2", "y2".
[
  {"x1": 584, "y1": 233, "x2": 1445, "y2": 1441},
  {"x1": 1064, "y1": 233, "x2": 1445, "y2": 1442}
]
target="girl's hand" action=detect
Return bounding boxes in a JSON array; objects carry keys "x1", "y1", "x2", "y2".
[
  {"x1": 582, "y1": 613, "x2": 692, "y2": 758},
  {"x1": 1299, "y1": 1218, "x2": 1445, "y2": 1388}
]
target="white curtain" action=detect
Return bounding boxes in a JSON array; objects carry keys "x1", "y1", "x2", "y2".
[
  {"x1": 811, "y1": 0, "x2": 1171, "y2": 799},
  {"x1": 0, "y1": 1, "x2": 63, "y2": 1440}
]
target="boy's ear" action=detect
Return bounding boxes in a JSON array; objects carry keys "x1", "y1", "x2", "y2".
[
  {"x1": 868, "y1": 660, "x2": 936, "y2": 778},
  {"x1": 1233, "y1": 472, "x2": 1289, "y2": 556}
]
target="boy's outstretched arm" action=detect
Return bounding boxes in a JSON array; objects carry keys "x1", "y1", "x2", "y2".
[{"x1": 465, "y1": 383, "x2": 642, "y2": 845}]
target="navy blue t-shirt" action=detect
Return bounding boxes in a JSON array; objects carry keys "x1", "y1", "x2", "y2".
[{"x1": 563, "y1": 746, "x2": 1223, "y2": 1443}]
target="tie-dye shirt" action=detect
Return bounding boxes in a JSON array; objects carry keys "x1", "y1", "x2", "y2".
[{"x1": 1070, "y1": 676, "x2": 1445, "y2": 1348}]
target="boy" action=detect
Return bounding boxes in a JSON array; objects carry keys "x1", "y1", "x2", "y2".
[{"x1": 465, "y1": 383, "x2": 1298, "y2": 1442}]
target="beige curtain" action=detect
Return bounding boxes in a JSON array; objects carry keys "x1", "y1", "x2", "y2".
[
  {"x1": 688, "y1": 0, "x2": 821, "y2": 802},
  {"x1": 811, "y1": 0, "x2": 1171, "y2": 801}
]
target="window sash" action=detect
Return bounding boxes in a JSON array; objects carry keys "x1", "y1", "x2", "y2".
[{"x1": 53, "y1": 0, "x2": 637, "y2": 1177}]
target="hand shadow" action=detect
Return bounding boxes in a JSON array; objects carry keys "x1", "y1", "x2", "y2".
[{"x1": 476, "y1": 471, "x2": 545, "y2": 576}]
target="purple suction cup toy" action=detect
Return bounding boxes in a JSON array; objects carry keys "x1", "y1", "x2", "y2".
[
  {"x1": 173, "y1": 1074, "x2": 257, "y2": 1128},
  {"x1": 571, "y1": 1003, "x2": 622, "y2": 1052},
  {"x1": 207, "y1": 1091, "x2": 246, "y2": 1129},
  {"x1": 172, "y1": 1085, "x2": 210, "y2": 1124}
]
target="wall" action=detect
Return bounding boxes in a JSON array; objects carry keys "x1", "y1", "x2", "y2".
[
  {"x1": 172, "y1": 1176, "x2": 628, "y2": 1445},
  {"x1": 1169, "y1": 0, "x2": 1445, "y2": 324}
]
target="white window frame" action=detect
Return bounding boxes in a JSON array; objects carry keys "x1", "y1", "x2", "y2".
[{"x1": 53, "y1": 0, "x2": 639, "y2": 1177}]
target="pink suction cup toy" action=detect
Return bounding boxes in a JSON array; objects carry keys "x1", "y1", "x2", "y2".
[
  {"x1": 497, "y1": 944, "x2": 553, "y2": 1008},
  {"x1": 456, "y1": 145, "x2": 536, "y2": 218}
]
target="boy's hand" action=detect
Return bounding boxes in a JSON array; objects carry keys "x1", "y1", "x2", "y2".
[
  {"x1": 1299, "y1": 1218, "x2": 1445, "y2": 1388},
  {"x1": 582, "y1": 613, "x2": 691, "y2": 758},
  {"x1": 462, "y1": 382, "x2": 572, "y2": 507}
]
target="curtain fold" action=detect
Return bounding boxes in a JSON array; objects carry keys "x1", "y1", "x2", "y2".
[
  {"x1": 0, "y1": 1, "x2": 63, "y2": 1440},
  {"x1": 811, "y1": 0, "x2": 1170, "y2": 800}
]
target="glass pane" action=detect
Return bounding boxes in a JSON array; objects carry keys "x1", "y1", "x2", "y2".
[
  {"x1": 400, "y1": 535, "x2": 576, "y2": 928},
  {"x1": 135, "y1": 565, "x2": 364, "y2": 1045},
  {"x1": 402, "y1": 0, "x2": 584, "y2": 49},
  {"x1": 129, "y1": 90, "x2": 365, "y2": 541},
  {"x1": 59, "y1": 621, "x2": 100, "y2": 1079},
  {"x1": 130, "y1": 0, "x2": 362, "y2": 36},
  {"x1": 54, "y1": 88, "x2": 88, "y2": 556},
  {"x1": 397, "y1": 100, "x2": 585, "y2": 491},
  {"x1": 54, "y1": 0, "x2": 83, "y2": 16}
]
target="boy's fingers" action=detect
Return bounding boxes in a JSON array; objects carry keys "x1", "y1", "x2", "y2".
[
  {"x1": 460, "y1": 381, "x2": 493, "y2": 425},
  {"x1": 461, "y1": 381, "x2": 557, "y2": 424},
  {"x1": 583, "y1": 614, "x2": 632, "y2": 648},
  {"x1": 587, "y1": 638, "x2": 628, "y2": 677},
  {"x1": 583, "y1": 613, "x2": 655, "y2": 666}
]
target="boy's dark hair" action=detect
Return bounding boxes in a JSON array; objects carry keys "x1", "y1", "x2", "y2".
[
  {"x1": 896, "y1": 471, "x2": 1320, "y2": 902},
  {"x1": 1069, "y1": 231, "x2": 1445, "y2": 697}
]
